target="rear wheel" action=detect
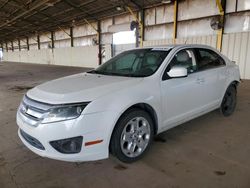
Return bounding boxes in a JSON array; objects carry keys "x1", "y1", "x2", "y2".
[
  {"x1": 220, "y1": 85, "x2": 237, "y2": 116},
  {"x1": 110, "y1": 109, "x2": 154, "y2": 163}
]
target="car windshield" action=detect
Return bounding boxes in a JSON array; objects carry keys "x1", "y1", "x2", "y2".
[{"x1": 89, "y1": 48, "x2": 171, "y2": 77}]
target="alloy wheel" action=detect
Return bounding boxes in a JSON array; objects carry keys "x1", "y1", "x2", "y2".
[{"x1": 120, "y1": 117, "x2": 151, "y2": 158}]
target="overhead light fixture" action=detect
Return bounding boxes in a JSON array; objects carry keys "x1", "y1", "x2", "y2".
[
  {"x1": 6, "y1": 20, "x2": 11, "y2": 26},
  {"x1": 46, "y1": 0, "x2": 57, "y2": 6},
  {"x1": 71, "y1": 20, "x2": 76, "y2": 27},
  {"x1": 116, "y1": 6, "x2": 122, "y2": 11},
  {"x1": 46, "y1": 2, "x2": 54, "y2": 7},
  {"x1": 162, "y1": 0, "x2": 172, "y2": 4}
]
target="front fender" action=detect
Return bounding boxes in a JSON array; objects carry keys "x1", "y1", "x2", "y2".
[{"x1": 82, "y1": 81, "x2": 162, "y2": 145}]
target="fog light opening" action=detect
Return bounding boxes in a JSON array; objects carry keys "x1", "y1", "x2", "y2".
[{"x1": 50, "y1": 136, "x2": 83, "y2": 154}]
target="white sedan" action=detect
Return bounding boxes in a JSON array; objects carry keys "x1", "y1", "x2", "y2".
[{"x1": 16, "y1": 45, "x2": 240, "y2": 163}]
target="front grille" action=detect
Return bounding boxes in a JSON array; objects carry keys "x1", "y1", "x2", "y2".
[
  {"x1": 20, "y1": 129, "x2": 45, "y2": 150},
  {"x1": 18, "y1": 95, "x2": 52, "y2": 127}
]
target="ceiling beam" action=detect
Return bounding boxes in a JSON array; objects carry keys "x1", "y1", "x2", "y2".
[
  {"x1": 0, "y1": 0, "x2": 52, "y2": 29},
  {"x1": 0, "y1": 0, "x2": 159, "y2": 42},
  {"x1": 62, "y1": 0, "x2": 98, "y2": 21},
  {"x1": 0, "y1": 0, "x2": 10, "y2": 10},
  {"x1": 129, "y1": 0, "x2": 143, "y2": 9}
]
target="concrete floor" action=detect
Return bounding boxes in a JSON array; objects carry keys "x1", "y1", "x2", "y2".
[{"x1": 0, "y1": 62, "x2": 250, "y2": 188}]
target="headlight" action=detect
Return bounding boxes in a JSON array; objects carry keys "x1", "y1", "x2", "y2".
[{"x1": 42, "y1": 103, "x2": 89, "y2": 124}]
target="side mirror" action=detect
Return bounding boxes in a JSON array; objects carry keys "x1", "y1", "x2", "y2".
[{"x1": 167, "y1": 66, "x2": 187, "y2": 78}]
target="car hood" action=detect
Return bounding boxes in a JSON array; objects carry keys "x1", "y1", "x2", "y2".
[{"x1": 27, "y1": 73, "x2": 143, "y2": 104}]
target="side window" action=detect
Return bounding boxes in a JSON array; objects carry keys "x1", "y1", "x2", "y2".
[
  {"x1": 196, "y1": 48, "x2": 225, "y2": 71},
  {"x1": 163, "y1": 49, "x2": 197, "y2": 80}
]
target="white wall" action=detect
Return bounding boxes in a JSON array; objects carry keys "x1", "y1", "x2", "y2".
[
  {"x1": 3, "y1": 46, "x2": 99, "y2": 68},
  {"x1": 222, "y1": 31, "x2": 250, "y2": 79}
]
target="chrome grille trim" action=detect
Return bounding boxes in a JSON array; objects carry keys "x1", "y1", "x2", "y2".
[
  {"x1": 23, "y1": 95, "x2": 52, "y2": 111},
  {"x1": 18, "y1": 95, "x2": 53, "y2": 127},
  {"x1": 26, "y1": 108, "x2": 44, "y2": 119}
]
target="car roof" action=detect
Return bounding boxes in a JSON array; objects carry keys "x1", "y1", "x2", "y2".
[
  {"x1": 141, "y1": 44, "x2": 214, "y2": 50},
  {"x1": 123, "y1": 44, "x2": 219, "y2": 54},
  {"x1": 125, "y1": 44, "x2": 217, "y2": 51}
]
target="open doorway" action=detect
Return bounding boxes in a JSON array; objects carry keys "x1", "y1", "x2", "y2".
[{"x1": 112, "y1": 30, "x2": 136, "y2": 56}]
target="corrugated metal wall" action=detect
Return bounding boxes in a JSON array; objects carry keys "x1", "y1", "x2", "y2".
[
  {"x1": 222, "y1": 32, "x2": 250, "y2": 79},
  {"x1": 143, "y1": 35, "x2": 217, "y2": 48}
]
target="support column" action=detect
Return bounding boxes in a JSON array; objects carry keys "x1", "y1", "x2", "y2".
[
  {"x1": 83, "y1": 19, "x2": 101, "y2": 63},
  {"x1": 173, "y1": 0, "x2": 178, "y2": 44},
  {"x1": 127, "y1": 6, "x2": 144, "y2": 47},
  {"x1": 18, "y1": 39, "x2": 21, "y2": 51},
  {"x1": 5, "y1": 42, "x2": 8, "y2": 52},
  {"x1": 139, "y1": 9, "x2": 145, "y2": 47},
  {"x1": 11, "y1": 41, "x2": 14, "y2": 51},
  {"x1": 26, "y1": 37, "x2": 29, "y2": 51},
  {"x1": 216, "y1": 0, "x2": 226, "y2": 51},
  {"x1": 37, "y1": 35, "x2": 40, "y2": 50},
  {"x1": 51, "y1": 31, "x2": 54, "y2": 49},
  {"x1": 70, "y1": 27, "x2": 74, "y2": 47},
  {"x1": 97, "y1": 20, "x2": 102, "y2": 65}
]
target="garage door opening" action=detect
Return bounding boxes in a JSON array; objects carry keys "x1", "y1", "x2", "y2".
[{"x1": 113, "y1": 30, "x2": 136, "y2": 56}]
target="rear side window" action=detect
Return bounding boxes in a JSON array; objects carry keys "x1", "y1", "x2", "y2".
[{"x1": 195, "y1": 48, "x2": 225, "y2": 71}]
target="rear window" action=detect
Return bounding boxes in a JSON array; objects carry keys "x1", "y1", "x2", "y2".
[{"x1": 195, "y1": 48, "x2": 225, "y2": 71}]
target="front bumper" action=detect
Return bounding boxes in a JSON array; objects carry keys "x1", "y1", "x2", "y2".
[{"x1": 17, "y1": 111, "x2": 114, "y2": 162}]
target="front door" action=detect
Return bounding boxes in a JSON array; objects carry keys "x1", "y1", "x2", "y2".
[{"x1": 160, "y1": 49, "x2": 204, "y2": 130}]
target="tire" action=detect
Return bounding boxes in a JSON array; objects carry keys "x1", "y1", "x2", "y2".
[
  {"x1": 110, "y1": 109, "x2": 154, "y2": 163},
  {"x1": 220, "y1": 84, "x2": 237, "y2": 116}
]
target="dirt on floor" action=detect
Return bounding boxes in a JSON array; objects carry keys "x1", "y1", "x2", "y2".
[{"x1": 0, "y1": 61, "x2": 250, "y2": 188}]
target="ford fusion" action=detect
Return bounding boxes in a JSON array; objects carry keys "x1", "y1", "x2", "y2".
[{"x1": 17, "y1": 45, "x2": 240, "y2": 163}]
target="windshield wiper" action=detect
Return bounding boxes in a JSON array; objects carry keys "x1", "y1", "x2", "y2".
[
  {"x1": 88, "y1": 70, "x2": 120, "y2": 76},
  {"x1": 87, "y1": 70, "x2": 106, "y2": 74},
  {"x1": 124, "y1": 74, "x2": 148, "y2": 77},
  {"x1": 88, "y1": 70, "x2": 98, "y2": 73}
]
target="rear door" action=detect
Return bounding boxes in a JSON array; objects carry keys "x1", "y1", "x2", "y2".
[{"x1": 194, "y1": 48, "x2": 227, "y2": 109}]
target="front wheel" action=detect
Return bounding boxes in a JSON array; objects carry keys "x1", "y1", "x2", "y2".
[
  {"x1": 110, "y1": 109, "x2": 154, "y2": 163},
  {"x1": 220, "y1": 85, "x2": 237, "y2": 116}
]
